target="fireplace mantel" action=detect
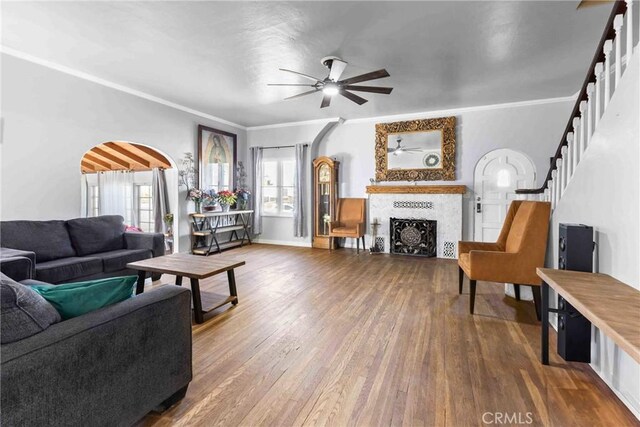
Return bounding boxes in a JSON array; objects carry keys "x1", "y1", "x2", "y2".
[{"x1": 366, "y1": 185, "x2": 467, "y2": 195}]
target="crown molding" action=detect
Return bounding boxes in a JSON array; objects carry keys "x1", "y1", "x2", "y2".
[
  {"x1": 342, "y1": 94, "x2": 578, "y2": 125},
  {"x1": 0, "y1": 46, "x2": 247, "y2": 130},
  {"x1": 3, "y1": 45, "x2": 579, "y2": 132},
  {"x1": 246, "y1": 117, "x2": 343, "y2": 131}
]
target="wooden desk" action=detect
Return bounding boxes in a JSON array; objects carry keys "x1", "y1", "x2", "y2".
[
  {"x1": 128, "y1": 253, "x2": 245, "y2": 323},
  {"x1": 538, "y1": 268, "x2": 640, "y2": 365}
]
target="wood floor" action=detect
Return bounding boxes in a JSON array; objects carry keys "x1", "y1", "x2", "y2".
[{"x1": 140, "y1": 244, "x2": 638, "y2": 427}]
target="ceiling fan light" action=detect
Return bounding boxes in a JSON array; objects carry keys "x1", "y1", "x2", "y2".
[{"x1": 322, "y1": 83, "x2": 339, "y2": 96}]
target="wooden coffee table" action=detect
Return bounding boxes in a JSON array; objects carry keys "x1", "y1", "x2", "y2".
[{"x1": 127, "y1": 253, "x2": 245, "y2": 323}]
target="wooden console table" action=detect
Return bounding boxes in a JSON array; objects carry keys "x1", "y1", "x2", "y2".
[
  {"x1": 189, "y1": 210, "x2": 253, "y2": 256},
  {"x1": 538, "y1": 268, "x2": 640, "y2": 365}
]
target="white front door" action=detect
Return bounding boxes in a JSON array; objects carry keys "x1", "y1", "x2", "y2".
[{"x1": 473, "y1": 149, "x2": 536, "y2": 242}]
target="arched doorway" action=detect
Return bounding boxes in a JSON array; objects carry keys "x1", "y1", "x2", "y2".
[
  {"x1": 473, "y1": 148, "x2": 536, "y2": 242},
  {"x1": 80, "y1": 141, "x2": 177, "y2": 252}
]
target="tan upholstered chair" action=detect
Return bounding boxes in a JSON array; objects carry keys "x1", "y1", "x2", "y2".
[
  {"x1": 329, "y1": 198, "x2": 367, "y2": 253},
  {"x1": 458, "y1": 200, "x2": 551, "y2": 320}
]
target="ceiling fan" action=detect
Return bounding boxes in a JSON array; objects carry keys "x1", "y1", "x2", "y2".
[
  {"x1": 269, "y1": 56, "x2": 393, "y2": 108},
  {"x1": 387, "y1": 136, "x2": 422, "y2": 156}
]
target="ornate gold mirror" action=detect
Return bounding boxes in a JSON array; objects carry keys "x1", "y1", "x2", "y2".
[{"x1": 375, "y1": 116, "x2": 456, "y2": 181}]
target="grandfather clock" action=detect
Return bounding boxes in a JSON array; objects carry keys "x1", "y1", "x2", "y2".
[{"x1": 312, "y1": 156, "x2": 339, "y2": 249}]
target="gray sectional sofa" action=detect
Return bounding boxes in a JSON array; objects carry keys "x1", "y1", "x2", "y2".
[
  {"x1": 1, "y1": 268, "x2": 193, "y2": 426},
  {"x1": 0, "y1": 215, "x2": 164, "y2": 283}
]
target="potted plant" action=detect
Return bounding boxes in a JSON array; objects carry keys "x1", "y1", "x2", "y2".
[
  {"x1": 235, "y1": 188, "x2": 251, "y2": 210},
  {"x1": 217, "y1": 190, "x2": 237, "y2": 212},
  {"x1": 163, "y1": 213, "x2": 174, "y2": 235},
  {"x1": 188, "y1": 188, "x2": 206, "y2": 213},
  {"x1": 203, "y1": 190, "x2": 218, "y2": 211}
]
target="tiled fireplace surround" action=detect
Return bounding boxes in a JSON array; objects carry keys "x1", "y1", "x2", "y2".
[{"x1": 366, "y1": 185, "x2": 466, "y2": 259}]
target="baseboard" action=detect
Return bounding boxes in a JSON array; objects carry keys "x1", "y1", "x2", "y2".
[
  {"x1": 590, "y1": 364, "x2": 640, "y2": 420},
  {"x1": 253, "y1": 238, "x2": 311, "y2": 248}
]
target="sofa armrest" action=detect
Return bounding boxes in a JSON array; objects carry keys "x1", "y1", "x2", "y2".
[
  {"x1": 0, "y1": 248, "x2": 36, "y2": 280},
  {"x1": 1, "y1": 285, "x2": 192, "y2": 426},
  {"x1": 458, "y1": 241, "x2": 501, "y2": 254},
  {"x1": 124, "y1": 231, "x2": 165, "y2": 258}
]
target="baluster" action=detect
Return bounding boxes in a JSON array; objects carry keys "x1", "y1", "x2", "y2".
[
  {"x1": 626, "y1": 0, "x2": 634, "y2": 65},
  {"x1": 557, "y1": 157, "x2": 565, "y2": 198},
  {"x1": 566, "y1": 133, "x2": 574, "y2": 180},
  {"x1": 586, "y1": 83, "x2": 595, "y2": 143},
  {"x1": 572, "y1": 118, "x2": 581, "y2": 169},
  {"x1": 603, "y1": 40, "x2": 613, "y2": 108},
  {"x1": 594, "y1": 62, "x2": 603, "y2": 127},
  {"x1": 614, "y1": 14, "x2": 624, "y2": 88},
  {"x1": 551, "y1": 170, "x2": 558, "y2": 210},
  {"x1": 579, "y1": 101, "x2": 588, "y2": 154},
  {"x1": 560, "y1": 145, "x2": 571, "y2": 192}
]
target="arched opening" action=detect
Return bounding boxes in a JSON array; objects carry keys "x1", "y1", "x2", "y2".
[{"x1": 80, "y1": 141, "x2": 178, "y2": 253}]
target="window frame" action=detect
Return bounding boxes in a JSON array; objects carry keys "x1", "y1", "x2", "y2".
[
  {"x1": 261, "y1": 158, "x2": 295, "y2": 218},
  {"x1": 135, "y1": 183, "x2": 154, "y2": 232}
]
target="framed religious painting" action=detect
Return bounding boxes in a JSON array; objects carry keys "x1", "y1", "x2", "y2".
[{"x1": 197, "y1": 125, "x2": 237, "y2": 192}]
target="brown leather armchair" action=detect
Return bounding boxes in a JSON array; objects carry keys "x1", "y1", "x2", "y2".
[
  {"x1": 329, "y1": 198, "x2": 367, "y2": 253},
  {"x1": 458, "y1": 200, "x2": 551, "y2": 320}
]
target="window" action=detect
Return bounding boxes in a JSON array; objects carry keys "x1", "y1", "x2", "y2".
[
  {"x1": 136, "y1": 184, "x2": 154, "y2": 232},
  {"x1": 89, "y1": 185, "x2": 99, "y2": 217},
  {"x1": 262, "y1": 157, "x2": 295, "y2": 216}
]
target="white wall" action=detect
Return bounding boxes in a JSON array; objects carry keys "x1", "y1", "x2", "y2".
[
  {"x1": 247, "y1": 99, "x2": 573, "y2": 244},
  {"x1": 0, "y1": 54, "x2": 247, "y2": 252},
  {"x1": 550, "y1": 54, "x2": 639, "y2": 417}
]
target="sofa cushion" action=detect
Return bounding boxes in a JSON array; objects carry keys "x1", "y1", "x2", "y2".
[
  {"x1": 0, "y1": 273, "x2": 61, "y2": 344},
  {"x1": 31, "y1": 276, "x2": 137, "y2": 320},
  {"x1": 35, "y1": 257, "x2": 103, "y2": 284},
  {"x1": 66, "y1": 216, "x2": 126, "y2": 256},
  {"x1": 92, "y1": 249, "x2": 153, "y2": 273},
  {"x1": 0, "y1": 220, "x2": 76, "y2": 262}
]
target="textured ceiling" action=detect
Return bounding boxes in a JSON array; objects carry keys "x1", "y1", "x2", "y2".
[{"x1": 1, "y1": 1, "x2": 611, "y2": 127}]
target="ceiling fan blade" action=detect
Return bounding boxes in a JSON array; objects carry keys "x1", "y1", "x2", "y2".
[
  {"x1": 328, "y1": 59, "x2": 348, "y2": 81},
  {"x1": 340, "y1": 90, "x2": 368, "y2": 105},
  {"x1": 284, "y1": 89, "x2": 320, "y2": 100},
  {"x1": 279, "y1": 68, "x2": 322, "y2": 83},
  {"x1": 320, "y1": 93, "x2": 332, "y2": 108},
  {"x1": 577, "y1": 0, "x2": 612, "y2": 9},
  {"x1": 342, "y1": 85, "x2": 393, "y2": 94},
  {"x1": 268, "y1": 83, "x2": 317, "y2": 87},
  {"x1": 339, "y1": 69, "x2": 390, "y2": 85}
]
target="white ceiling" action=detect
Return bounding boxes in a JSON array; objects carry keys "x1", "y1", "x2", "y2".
[{"x1": 1, "y1": 1, "x2": 611, "y2": 127}]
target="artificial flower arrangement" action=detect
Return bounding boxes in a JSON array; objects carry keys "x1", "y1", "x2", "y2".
[
  {"x1": 202, "y1": 189, "x2": 218, "y2": 210},
  {"x1": 163, "y1": 213, "x2": 174, "y2": 225},
  {"x1": 236, "y1": 188, "x2": 251, "y2": 201},
  {"x1": 217, "y1": 190, "x2": 237, "y2": 206},
  {"x1": 188, "y1": 188, "x2": 205, "y2": 203}
]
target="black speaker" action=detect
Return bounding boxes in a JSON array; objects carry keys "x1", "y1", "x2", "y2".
[{"x1": 557, "y1": 223, "x2": 594, "y2": 363}]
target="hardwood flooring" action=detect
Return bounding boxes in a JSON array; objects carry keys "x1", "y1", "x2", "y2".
[{"x1": 139, "y1": 244, "x2": 638, "y2": 427}]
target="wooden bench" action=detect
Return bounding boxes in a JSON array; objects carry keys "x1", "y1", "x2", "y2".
[{"x1": 538, "y1": 268, "x2": 640, "y2": 365}]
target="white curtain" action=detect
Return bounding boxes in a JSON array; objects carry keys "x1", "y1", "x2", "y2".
[
  {"x1": 98, "y1": 171, "x2": 136, "y2": 225},
  {"x1": 251, "y1": 147, "x2": 263, "y2": 234},
  {"x1": 293, "y1": 144, "x2": 307, "y2": 237},
  {"x1": 152, "y1": 168, "x2": 170, "y2": 233}
]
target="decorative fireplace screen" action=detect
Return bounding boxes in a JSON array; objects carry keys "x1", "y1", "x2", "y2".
[{"x1": 390, "y1": 218, "x2": 437, "y2": 257}]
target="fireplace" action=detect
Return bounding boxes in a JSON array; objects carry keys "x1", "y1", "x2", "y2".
[{"x1": 390, "y1": 218, "x2": 437, "y2": 257}]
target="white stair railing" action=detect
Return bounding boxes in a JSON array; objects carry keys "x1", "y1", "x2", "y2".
[{"x1": 516, "y1": 0, "x2": 637, "y2": 206}]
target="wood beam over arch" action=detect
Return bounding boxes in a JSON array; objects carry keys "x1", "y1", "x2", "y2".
[{"x1": 81, "y1": 142, "x2": 172, "y2": 173}]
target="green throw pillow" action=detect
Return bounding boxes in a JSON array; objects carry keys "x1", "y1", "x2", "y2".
[{"x1": 31, "y1": 276, "x2": 137, "y2": 320}]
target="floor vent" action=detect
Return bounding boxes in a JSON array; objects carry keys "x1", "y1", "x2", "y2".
[{"x1": 442, "y1": 241, "x2": 456, "y2": 259}]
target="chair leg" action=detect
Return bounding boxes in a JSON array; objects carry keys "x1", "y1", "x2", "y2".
[
  {"x1": 469, "y1": 280, "x2": 477, "y2": 314},
  {"x1": 458, "y1": 267, "x2": 464, "y2": 294},
  {"x1": 514, "y1": 284, "x2": 521, "y2": 301},
  {"x1": 361, "y1": 236, "x2": 366, "y2": 250},
  {"x1": 532, "y1": 286, "x2": 542, "y2": 321},
  {"x1": 356, "y1": 237, "x2": 360, "y2": 253}
]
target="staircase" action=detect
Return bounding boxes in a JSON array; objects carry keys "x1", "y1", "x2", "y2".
[{"x1": 516, "y1": 0, "x2": 638, "y2": 206}]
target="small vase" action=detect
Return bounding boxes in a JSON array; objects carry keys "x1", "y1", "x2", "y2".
[
  {"x1": 221, "y1": 204, "x2": 230, "y2": 212},
  {"x1": 194, "y1": 201, "x2": 202, "y2": 214},
  {"x1": 238, "y1": 199, "x2": 248, "y2": 210}
]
